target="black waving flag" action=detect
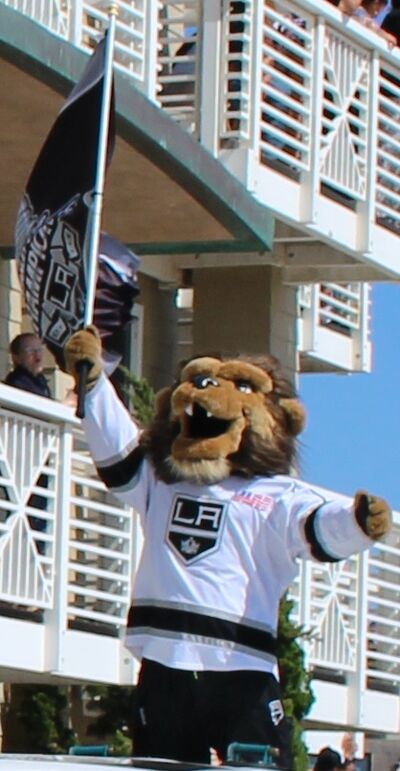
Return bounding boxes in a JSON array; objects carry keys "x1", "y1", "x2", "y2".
[
  {"x1": 95, "y1": 233, "x2": 140, "y2": 372},
  {"x1": 15, "y1": 35, "x2": 139, "y2": 369}
]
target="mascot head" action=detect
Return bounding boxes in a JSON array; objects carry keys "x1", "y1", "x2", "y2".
[{"x1": 141, "y1": 354, "x2": 306, "y2": 484}]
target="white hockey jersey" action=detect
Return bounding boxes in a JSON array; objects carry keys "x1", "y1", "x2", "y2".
[{"x1": 83, "y1": 375, "x2": 371, "y2": 674}]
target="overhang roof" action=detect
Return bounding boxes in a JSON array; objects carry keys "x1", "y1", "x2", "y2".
[{"x1": 0, "y1": 4, "x2": 274, "y2": 261}]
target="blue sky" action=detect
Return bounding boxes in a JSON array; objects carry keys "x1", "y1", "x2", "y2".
[{"x1": 299, "y1": 283, "x2": 400, "y2": 512}]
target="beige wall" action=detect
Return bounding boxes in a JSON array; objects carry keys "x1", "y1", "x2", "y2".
[
  {"x1": 192, "y1": 265, "x2": 298, "y2": 384},
  {"x1": 192, "y1": 266, "x2": 271, "y2": 356}
]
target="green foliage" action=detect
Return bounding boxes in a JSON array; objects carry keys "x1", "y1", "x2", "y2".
[
  {"x1": 5, "y1": 684, "x2": 75, "y2": 753},
  {"x1": 278, "y1": 598, "x2": 315, "y2": 771},
  {"x1": 117, "y1": 365, "x2": 155, "y2": 425},
  {"x1": 85, "y1": 684, "x2": 136, "y2": 740},
  {"x1": 112, "y1": 729, "x2": 133, "y2": 757}
]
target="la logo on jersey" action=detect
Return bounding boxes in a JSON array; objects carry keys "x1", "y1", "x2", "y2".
[{"x1": 167, "y1": 495, "x2": 226, "y2": 564}]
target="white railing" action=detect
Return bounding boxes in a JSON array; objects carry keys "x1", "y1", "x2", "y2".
[
  {"x1": 2, "y1": 0, "x2": 69, "y2": 36},
  {"x1": 290, "y1": 512, "x2": 400, "y2": 695},
  {"x1": 259, "y1": 0, "x2": 313, "y2": 173},
  {"x1": 298, "y1": 281, "x2": 371, "y2": 372},
  {"x1": 4, "y1": 0, "x2": 400, "y2": 262},
  {"x1": 157, "y1": 1, "x2": 200, "y2": 130},
  {"x1": 0, "y1": 385, "x2": 133, "y2": 635}
]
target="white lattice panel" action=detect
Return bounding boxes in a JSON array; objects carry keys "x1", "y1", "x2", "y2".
[
  {"x1": 321, "y1": 30, "x2": 369, "y2": 199},
  {"x1": 0, "y1": 409, "x2": 58, "y2": 606},
  {"x1": 306, "y1": 559, "x2": 358, "y2": 670}
]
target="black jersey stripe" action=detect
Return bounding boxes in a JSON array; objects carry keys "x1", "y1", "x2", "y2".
[
  {"x1": 95, "y1": 445, "x2": 145, "y2": 489},
  {"x1": 127, "y1": 604, "x2": 278, "y2": 658},
  {"x1": 304, "y1": 507, "x2": 340, "y2": 563}
]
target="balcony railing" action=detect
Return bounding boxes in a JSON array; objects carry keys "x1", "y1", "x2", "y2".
[
  {"x1": 3, "y1": 0, "x2": 400, "y2": 273},
  {"x1": 175, "y1": 282, "x2": 371, "y2": 374},
  {"x1": 0, "y1": 384, "x2": 137, "y2": 683},
  {"x1": 0, "y1": 394, "x2": 133, "y2": 630},
  {"x1": 298, "y1": 281, "x2": 371, "y2": 372}
]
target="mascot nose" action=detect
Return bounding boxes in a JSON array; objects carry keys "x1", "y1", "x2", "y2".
[{"x1": 193, "y1": 375, "x2": 220, "y2": 389}]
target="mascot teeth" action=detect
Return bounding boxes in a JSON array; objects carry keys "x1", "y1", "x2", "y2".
[{"x1": 185, "y1": 405, "x2": 193, "y2": 417}]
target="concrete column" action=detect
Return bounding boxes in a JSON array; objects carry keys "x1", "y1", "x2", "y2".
[
  {"x1": 192, "y1": 265, "x2": 271, "y2": 356},
  {"x1": 267, "y1": 267, "x2": 298, "y2": 383},
  {"x1": 192, "y1": 265, "x2": 298, "y2": 385},
  {"x1": 139, "y1": 275, "x2": 179, "y2": 390}
]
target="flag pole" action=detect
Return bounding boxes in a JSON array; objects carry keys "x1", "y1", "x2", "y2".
[
  {"x1": 76, "y1": 3, "x2": 118, "y2": 418},
  {"x1": 84, "y1": 3, "x2": 118, "y2": 326}
]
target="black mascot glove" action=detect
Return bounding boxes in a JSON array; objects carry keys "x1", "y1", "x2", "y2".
[
  {"x1": 63, "y1": 325, "x2": 103, "y2": 392},
  {"x1": 354, "y1": 491, "x2": 392, "y2": 541}
]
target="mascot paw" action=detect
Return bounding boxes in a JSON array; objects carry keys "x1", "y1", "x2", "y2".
[
  {"x1": 63, "y1": 325, "x2": 103, "y2": 390},
  {"x1": 354, "y1": 491, "x2": 392, "y2": 541}
]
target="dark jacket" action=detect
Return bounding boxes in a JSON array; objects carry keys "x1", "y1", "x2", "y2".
[
  {"x1": 381, "y1": 8, "x2": 400, "y2": 45},
  {"x1": 4, "y1": 366, "x2": 52, "y2": 398}
]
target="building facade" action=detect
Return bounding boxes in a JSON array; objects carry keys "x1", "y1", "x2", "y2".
[{"x1": 0, "y1": 0, "x2": 400, "y2": 764}]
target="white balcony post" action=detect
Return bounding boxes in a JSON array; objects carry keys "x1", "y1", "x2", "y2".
[
  {"x1": 245, "y1": 0, "x2": 263, "y2": 186},
  {"x1": 301, "y1": 15, "x2": 324, "y2": 224},
  {"x1": 359, "y1": 51, "x2": 379, "y2": 254},
  {"x1": 354, "y1": 283, "x2": 371, "y2": 372},
  {"x1": 200, "y1": 0, "x2": 222, "y2": 154},
  {"x1": 144, "y1": 0, "x2": 160, "y2": 102},
  {"x1": 312, "y1": 284, "x2": 321, "y2": 349},
  {"x1": 44, "y1": 424, "x2": 73, "y2": 674},
  {"x1": 347, "y1": 551, "x2": 369, "y2": 726},
  {"x1": 298, "y1": 560, "x2": 313, "y2": 668},
  {"x1": 69, "y1": 0, "x2": 83, "y2": 47}
]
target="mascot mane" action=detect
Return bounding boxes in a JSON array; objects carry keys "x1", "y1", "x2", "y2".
[{"x1": 140, "y1": 353, "x2": 305, "y2": 485}]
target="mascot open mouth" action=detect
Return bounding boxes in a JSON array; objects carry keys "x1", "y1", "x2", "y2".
[{"x1": 183, "y1": 403, "x2": 233, "y2": 439}]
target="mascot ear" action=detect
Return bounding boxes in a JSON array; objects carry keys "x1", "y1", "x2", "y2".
[{"x1": 279, "y1": 398, "x2": 306, "y2": 436}]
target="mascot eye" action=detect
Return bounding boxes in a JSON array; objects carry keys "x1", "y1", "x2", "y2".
[
  {"x1": 236, "y1": 380, "x2": 255, "y2": 394},
  {"x1": 193, "y1": 375, "x2": 220, "y2": 389}
]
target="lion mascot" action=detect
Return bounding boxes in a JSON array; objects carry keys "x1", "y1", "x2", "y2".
[{"x1": 64, "y1": 327, "x2": 391, "y2": 769}]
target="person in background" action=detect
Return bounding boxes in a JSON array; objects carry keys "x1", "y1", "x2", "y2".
[
  {"x1": 376, "y1": 0, "x2": 391, "y2": 23},
  {"x1": 381, "y1": 0, "x2": 400, "y2": 44},
  {"x1": 4, "y1": 333, "x2": 52, "y2": 553},
  {"x1": 325, "y1": 0, "x2": 363, "y2": 15},
  {"x1": 353, "y1": 0, "x2": 397, "y2": 43},
  {"x1": 313, "y1": 747, "x2": 345, "y2": 771},
  {"x1": 5, "y1": 333, "x2": 51, "y2": 398}
]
